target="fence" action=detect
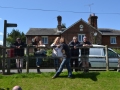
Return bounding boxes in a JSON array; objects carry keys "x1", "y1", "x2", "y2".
[{"x1": 0, "y1": 45, "x2": 118, "y2": 74}]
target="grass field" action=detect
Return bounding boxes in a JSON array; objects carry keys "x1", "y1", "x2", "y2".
[{"x1": 0, "y1": 71, "x2": 120, "y2": 90}]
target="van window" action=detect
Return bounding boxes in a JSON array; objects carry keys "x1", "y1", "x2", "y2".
[
  {"x1": 90, "y1": 48, "x2": 104, "y2": 56},
  {"x1": 108, "y1": 50, "x2": 118, "y2": 58}
]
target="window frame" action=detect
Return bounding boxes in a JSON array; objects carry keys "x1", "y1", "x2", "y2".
[
  {"x1": 110, "y1": 36, "x2": 117, "y2": 44},
  {"x1": 41, "y1": 36, "x2": 48, "y2": 44},
  {"x1": 78, "y1": 34, "x2": 85, "y2": 42}
]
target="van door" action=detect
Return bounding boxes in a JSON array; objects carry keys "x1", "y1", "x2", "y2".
[
  {"x1": 107, "y1": 49, "x2": 118, "y2": 68},
  {"x1": 89, "y1": 48, "x2": 105, "y2": 67}
]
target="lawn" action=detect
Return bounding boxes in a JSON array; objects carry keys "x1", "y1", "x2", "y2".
[{"x1": 0, "y1": 71, "x2": 120, "y2": 90}]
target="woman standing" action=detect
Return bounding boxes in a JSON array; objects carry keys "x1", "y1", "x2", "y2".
[
  {"x1": 32, "y1": 36, "x2": 45, "y2": 73},
  {"x1": 52, "y1": 37, "x2": 72, "y2": 78},
  {"x1": 51, "y1": 37, "x2": 63, "y2": 72}
]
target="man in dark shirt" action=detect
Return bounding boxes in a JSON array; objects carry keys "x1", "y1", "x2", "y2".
[
  {"x1": 69, "y1": 36, "x2": 81, "y2": 72},
  {"x1": 11, "y1": 38, "x2": 26, "y2": 73},
  {"x1": 81, "y1": 36, "x2": 92, "y2": 72}
]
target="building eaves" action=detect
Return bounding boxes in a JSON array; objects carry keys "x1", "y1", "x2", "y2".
[
  {"x1": 98, "y1": 28, "x2": 120, "y2": 35},
  {"x1": 26, "y1": 28, "x2": 60, "y2": 35}
]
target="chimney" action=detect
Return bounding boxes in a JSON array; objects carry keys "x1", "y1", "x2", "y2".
[
  {"x1": 88, "y1": 13, "x2": 98, "y2": 29},
  {"x1": 57, "y1": 15, "x2": 62, "y2": 30}
]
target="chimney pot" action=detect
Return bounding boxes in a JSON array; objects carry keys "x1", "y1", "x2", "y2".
[
  {"x1": 88, "y1": 13, "x2": 98, "y2": 29},
  {"x1": 57, "y1": 15, "x2": 62, "y2": 31}
]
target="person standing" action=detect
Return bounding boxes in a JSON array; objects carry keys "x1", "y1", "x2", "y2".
[
  {"x1": 51, "y1": 37, "x2": 63, "y2": 72},
  {"x1": 81, "y1": 36, "x2": 92, "y2": 72},
  {"x1": 52, "y1": 37, "x2": 72, "y2": 78},
  {"x1": 68, "y1": 36, "x2": 81, "y2": 72},
  {"x1": 11, "y1": 38, "x2": 26, "y2": 73},
  {"x1": 32, "y1": 36, "x2": 46, "y2": 73}
]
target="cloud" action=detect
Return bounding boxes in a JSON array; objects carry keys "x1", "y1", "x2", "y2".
[
  {"x1": 0, "y1": 41, "x2": 3, "y2": 45},
  {"x1": 0, "y1": 32, "x2": 3, "y2": 36}
]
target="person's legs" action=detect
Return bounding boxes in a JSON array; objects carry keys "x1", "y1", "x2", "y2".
[
  {"x1": 85, "y1": 55, "x2": 89, "y2": 72},
  {"x1": 16, "y1": 59, "x2": 20, "y2": 73},
  {"x1": 35, "y1": 54, "x2": 43, "y2": 73},
  {"x1": 36, "y1": 58, "x2": 40, "y2": 67},
  {"x1": 66, "y1": 58, "x2": 72, "y2": 77},
  {"x1": 81, "y1": 55, "x2": 86, "y2": 72},
  {"x1": 52, "y1": 58, "x2": 66, "y2": 78},
  {"x1": 36, "y1": 57, "x2": 40, "y2": 73},
  {"x1": 74, "y1": 57, "x2": 78, "y2": 72},
  {"x1": 16, "y1": 58, "x2": 23, "y2": 73},
  {"x1": 54, "y1": 58, "x2": 59, "y2": 72},
  {"x1": 16, "y1": 59, "x2": 19, "y2": 68},
  {"x1": 82, "y1": 55, "x2": 89, "y2": 72},
  {"x1": 70, "y1": 58, "x2": 74, "y2": 72},
  {"x1": 19, "y1": 59, "x2": 23, "y2": 73}
]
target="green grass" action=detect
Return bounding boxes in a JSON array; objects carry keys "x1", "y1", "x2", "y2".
[{"x1": 0, "y1": 71, "x2": 120, "y2": 90}]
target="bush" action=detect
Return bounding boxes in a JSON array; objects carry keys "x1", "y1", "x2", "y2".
[
  {"x1": 113, "y1": 49, "x2": 120, "y2": 55},
  {"x1": 46, "y1": 49, "x2": 52, "y2": 57}
]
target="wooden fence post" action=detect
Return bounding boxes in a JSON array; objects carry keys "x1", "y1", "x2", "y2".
[
  {"x1": 26, "y1": 46, "x2": 29, "y2": 73},
  {"x1": 105, "y1": 45, "x2": 109, "y2": 71},
  {"x1": 6, "y1": 48, "x2": 10, "y2": 74},
  {"x1": 2, "y1": 47, "x2": 6, "y2": 74},
  {"x1": 7, "y1": 57, "x2": 10, "y2": 74}
]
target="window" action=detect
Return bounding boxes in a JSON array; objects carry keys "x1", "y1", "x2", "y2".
[
  {"x1": 110, "y1": 36, "x2": 116, "y2": 44},
  {"x1": 108, "y1": 49, "x2": 118, "y2": 58},
  {"x1": 90, "y1": 48, "x2": 104, "y2": 56},
  {"x1": 42, "y1": 36, "x2": 48, "y2": 44},
  {"x1": 78, "y1": 34, "x2": 85, "y2": 42}
]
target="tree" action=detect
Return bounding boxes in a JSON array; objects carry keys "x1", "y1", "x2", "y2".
[
  {"x1": 61, "y1": 23, "x2": 66, "y2": 28},
  {"x1": 57, "y1": 23, "x2": 66, "y2": 28},
  {"x1": 6, "y1": 29, "x2": 26, "y2": 46}
]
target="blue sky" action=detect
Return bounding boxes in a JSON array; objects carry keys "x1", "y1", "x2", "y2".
[{"x1": 0, "y1": 0, "x2": 120, "y2": 45}]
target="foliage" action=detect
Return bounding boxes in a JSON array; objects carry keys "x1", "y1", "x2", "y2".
[
  {"x1": 0, "y1": 71, "x2": 120, "y2": 90},
  {"x1": 46, "y1": 49, "x2": 52, "y2": 56},
  {"x1": 61, "y1": 23, "x2": 66, "y2": 28},
  {"x1": 113, "y1": 49, "x2": 120, "y2": 55},
  {"x1": 57, "y1": 23, "x2": 66, "y2": 28},
  {"x1": 6, "y1": 29, "x2": 26, "y2": 46}
]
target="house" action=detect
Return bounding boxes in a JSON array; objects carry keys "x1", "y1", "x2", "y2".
[
  {"x1": 26, "y1": 14, "x2": 120, "y2": 48},
  {"x1": 99, "y1": 28, "x2": 120, "y2": 47}
]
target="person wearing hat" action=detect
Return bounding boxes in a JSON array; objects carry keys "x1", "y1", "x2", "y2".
[
  {"x1": 12, "y1": 85, "x2": 22, "y2": 90},
  {"x1": 81, "y1": 36, "x2": 92, "y2": 72},
  {"x1": 11, "y1": 37, "x2": 26, "y2": 73}
]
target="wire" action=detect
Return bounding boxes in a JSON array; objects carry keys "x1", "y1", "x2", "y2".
[
  {"x1": 0, "y1": 6, "x2": 120, "y2": 15},
  {"x1": 0, "y1": 6, "x2": 90, "y2": 13}
]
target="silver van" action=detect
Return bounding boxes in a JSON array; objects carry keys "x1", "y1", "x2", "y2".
[{"x1": 79, "y1": 44, "x2": 120, "y2": 70}]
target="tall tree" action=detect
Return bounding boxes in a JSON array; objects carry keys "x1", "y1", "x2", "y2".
[
  {"x1": 57, "y1": 23, "x2": 66, "y2": 28},
  {"x1": 61, "y1": 23, "x2": 66, "y2": 28},
  {"x1": 6, "y1": 29, "x2": 26, "y2": 46}
]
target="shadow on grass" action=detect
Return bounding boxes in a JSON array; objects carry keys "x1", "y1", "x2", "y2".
[
  {"x1": 74, "y1": 72, "x2": 100, "y2": 81},
  {"x1": 0, "y1": 72, "x2": 16, "y2": 75},
  {"x1": 58, "y1": 72, "x2": 100, "y2": 81}
]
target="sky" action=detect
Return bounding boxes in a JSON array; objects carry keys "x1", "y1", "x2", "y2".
[{"x1": 0, "y1": 0, "x2": 120, "y2": 45}]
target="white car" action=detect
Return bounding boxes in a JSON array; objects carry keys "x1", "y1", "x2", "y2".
[{"x1": 79, "y1": 44, "x2": 120, "y2": 70}]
